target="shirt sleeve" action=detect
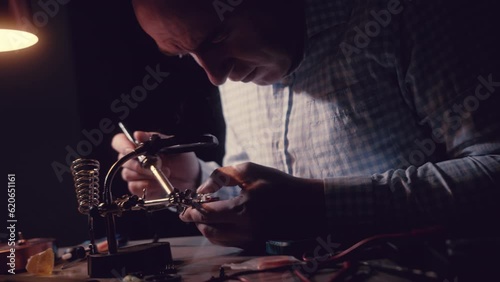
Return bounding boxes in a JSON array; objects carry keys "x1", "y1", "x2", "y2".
[
  {"x1": 324, "y1": 152, "x2": 500, "y2": 234},
  {"x1": 324, "y1": 1, "x2": 500, "y2": 235}
]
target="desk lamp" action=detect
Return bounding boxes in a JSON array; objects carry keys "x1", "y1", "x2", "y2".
[{"x1": 0, "y1": 0, "x2": 38, "y2": 52}]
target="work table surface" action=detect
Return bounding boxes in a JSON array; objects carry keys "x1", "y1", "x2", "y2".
[{"x1": 1, "y1": 236, "x2": 420, "y2": 282}]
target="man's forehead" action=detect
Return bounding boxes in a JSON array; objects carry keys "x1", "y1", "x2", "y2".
[
  {"x1": 133, "y1": 0, "x2": 219, "y2": 24},
  {"x1": 133, "y1": 0, "x2": 220, "y2": 52}
]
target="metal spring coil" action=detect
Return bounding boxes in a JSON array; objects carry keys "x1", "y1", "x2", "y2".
[{"x1": 70, "y1": 158, "x2": 100, "y2": 215}]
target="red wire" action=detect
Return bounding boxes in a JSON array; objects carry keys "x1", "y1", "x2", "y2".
[
  {"x1": 206, "y1": 226, "x2": 445, "y2": 282},
  {"x1": 303, "y1": 226, "x2": 445, "y2": 265}
]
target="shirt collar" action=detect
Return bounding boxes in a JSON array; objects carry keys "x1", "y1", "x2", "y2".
[{"x1": 280, "y1": 0, "x2": 352, "y2": 85}]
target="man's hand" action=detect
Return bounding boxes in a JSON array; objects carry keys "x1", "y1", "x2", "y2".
[
  {"x1": 111, "y1": 131, "x2": 201, "y2": 200},
  {"x1": 180, "y1": 162, "x2": 326, "y2": 248}
]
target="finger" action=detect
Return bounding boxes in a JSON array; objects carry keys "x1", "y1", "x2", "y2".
[
  {"x1": 197, "y1": 166, "x2": 249, "y2": 193},
  {"x1": 121, "y1": 167, "x2": 155, "y2": 182},
  {"x1": 128, "y1": 179, "x2": 153, "y2": 195},
  {"x1": 133, "y1": 131, "x2": 171, "y2": 143},
  {"x1": 119, "y1": 152, "x2": 140, "y2": 168},
  {"x1": 195, "y1": 223, "x2": 253, "y2": 247},
  {"x1": 179, "y1": 196, "x2": 246, "y2": 224},
  {"x1": 111, "y1": 133, "x2": 136, "y2": 153},
  {"x1": 128, "y1": 180, "x2": 166, "y2": 198},
  {"x1": 134, "y1": 131, "x2": 152, "y2": 143},
  {"x1": 119, "y1": 155, "x2": 153, "y2": 176},
  {"x1": 119, "y1": 149, "x2": 172, "y2": 174}
]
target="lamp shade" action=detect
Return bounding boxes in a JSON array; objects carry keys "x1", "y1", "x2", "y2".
[{"x1": 0, "y1": 0, "x2": 38, "y2": 52}]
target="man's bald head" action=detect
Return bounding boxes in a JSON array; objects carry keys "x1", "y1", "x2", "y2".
[{"x1": 131, "y1": 0, "x2": 305, "y2": 86}]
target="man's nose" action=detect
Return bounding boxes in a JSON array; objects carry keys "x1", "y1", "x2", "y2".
[{"x1": 190, "y1": 53, "x2": 232, "y2": 86}]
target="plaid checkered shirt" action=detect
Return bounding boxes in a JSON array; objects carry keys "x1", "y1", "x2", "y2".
[{"x1": 200, "y1": 0, "x2": 500, "y2": 234}]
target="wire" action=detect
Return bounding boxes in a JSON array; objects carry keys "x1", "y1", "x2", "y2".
[
  {"x1": 304, "y1": 226, "x2": 445, "y2": 266},
  {"x1": 207, "y1": 226, "x2": 445, "y2": 282}
]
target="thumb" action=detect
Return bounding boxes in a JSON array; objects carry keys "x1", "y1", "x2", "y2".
[
  {"x1": 134, "y1": 131, "x2": 170, "y2": 143},
  {"x1": 197, "y1": 166, "x2": 247, "y2": 193}
]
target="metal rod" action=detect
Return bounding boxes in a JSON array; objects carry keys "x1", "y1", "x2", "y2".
[
  {"x1": 88, "y1": 170, "x2": 97, "y2": 254},
  {"x1": 142, "y1": 198, "x2": 173, "y2": 206},
  {"x1": 148, "y1": 163, "x2": 175, "y2": 195},
  {"x1": 105, "y1": 214, "x2": 117, "y2": 254},
  {"x1": 118, "y1": 122, "x2": 146, "y2": 163}
]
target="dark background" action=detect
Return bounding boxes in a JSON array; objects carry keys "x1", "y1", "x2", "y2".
[{"x1": 1, "y1": 0, "x2": 225, "y2": 247}]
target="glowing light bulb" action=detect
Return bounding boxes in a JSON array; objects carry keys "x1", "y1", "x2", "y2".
[{"x1": 0, "y1": 29, "x2": 38, "y2": 52}]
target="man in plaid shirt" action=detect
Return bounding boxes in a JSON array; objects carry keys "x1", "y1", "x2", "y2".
[{"x1": 112, "y1": 0, "x2": 500, "y2": 248}]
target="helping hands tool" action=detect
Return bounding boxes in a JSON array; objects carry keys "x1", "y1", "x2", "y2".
[
  {"x1": 70, "y1": 123, "x2": 220, "y2": 277},
  {"x1": 116, "y1": 122, "x2": 219, "y2": 214}
]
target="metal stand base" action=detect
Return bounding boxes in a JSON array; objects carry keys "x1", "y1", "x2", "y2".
[{"x1": 88, "y1": 242, "x2": 172, "y2": 278}]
